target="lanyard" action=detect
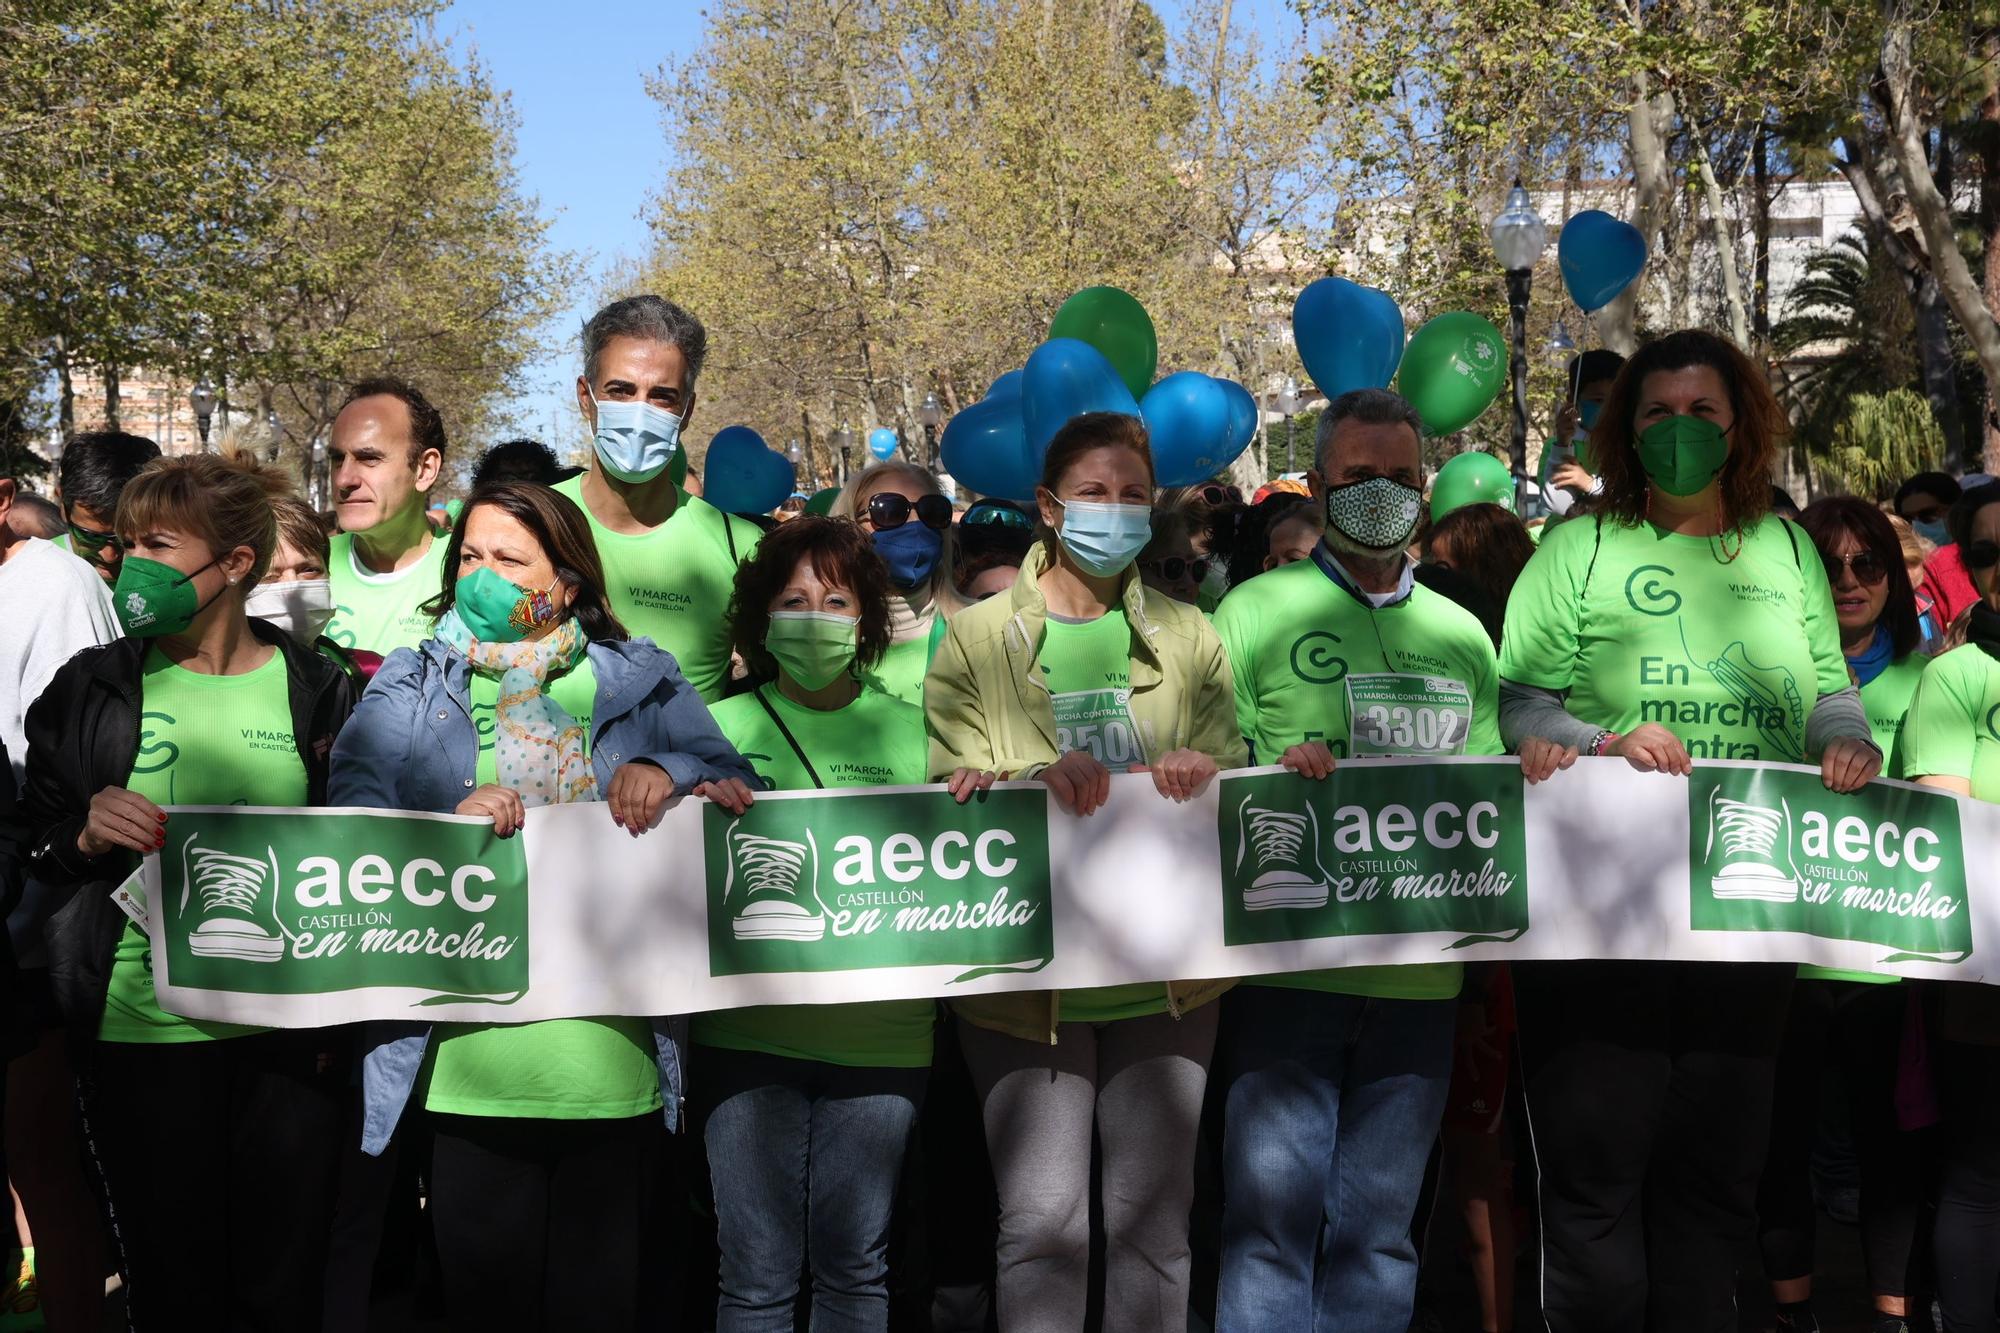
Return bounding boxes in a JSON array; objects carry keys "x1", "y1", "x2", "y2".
[
  {"x1": 1310, "y1": 546, "x2": 1400, "y2": 669},
  {"x1": 752, "y1": 686, "x2": 825, "y2": 790}
]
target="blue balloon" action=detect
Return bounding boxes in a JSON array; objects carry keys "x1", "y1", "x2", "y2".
[
  {"x1": 866, "y1": 427, "x2": 899, "y2": 461},
  {"x1": 939, "y1": 395, "x2": 1037, "y2": 502},
  {"x1": 984, "y1": 368, "x2": 1025, "y2": 402},
  {"x1": 1217, "y1": 378, "x2": 1259, "y2": 453},
  {"x1": 1021, "y1": 338, "x2": 1140, "y2": 465},
  {"x1": 1292, "y1": 276, "x2": 1405, "y2": 398},
  {"x1": 1558, "y1": 210, "x2": 1647, "y2": 313},
  {"x1": 703, "y1": 425, "x2": 794, "y2": 516},
  {"x1": 1141, "y1": 371, "x2": 1245, "y2": 488}
]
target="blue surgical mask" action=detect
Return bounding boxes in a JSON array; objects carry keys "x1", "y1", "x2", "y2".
[
  {"x1": 1056, "y1": 499, "x2": 1151, "y2": 577},
  {"x1": 1914, "y1": 517, "x2": 1950, "y2": 547},
  {"x1": 591, "y1": 395, "x2": 683, "y2": 483},
  {"x1": 1577, "y1": 400, "x2": 1603, "y2": 431},
  {"x1": 873, "y1": 523, "x2": 943, "y2": 590}
]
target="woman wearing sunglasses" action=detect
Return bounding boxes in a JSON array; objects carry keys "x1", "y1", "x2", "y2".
[
  {"x1": 833, "y1": 462, "x2": 963, "y2": 707},
  {"x1": 1751, "y1": 496, "x2": 1929, "y2": 1333},
  {"x1": 926, "y1": 411, "x2": 1245, "y2": 1333},
  {"x1": 1901, "y1": 479, "x2": 2000, "y2": 1332},
  {"x1": 1137, "y1": 502, "x2": 1212, "y2": 608}
]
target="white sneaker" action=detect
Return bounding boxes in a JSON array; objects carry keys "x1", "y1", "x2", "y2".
[
  {"x1": 726, "y1": 829, "x2": 826, "y2": 941},
  {"x1": 181, "y1": 841, "x2": 285, "y2": 962},
  {"x1": 1236, "y1": 793, "x2": 1328, "y2": 911},
  {"x1": 1705, "y1": 788, "x2": 1801, "y2": 904}
]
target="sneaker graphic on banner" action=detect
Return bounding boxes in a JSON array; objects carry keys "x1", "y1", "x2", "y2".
[
  {"x1": 1236, "y1": 791, "x2": 1329, "y2": 910},
  {"x1": 178, "y1": 836, "x2": 286, "y2": 962},
  {"x1": 725, "y1": 827, "x2": 826, "y2": 941},
  {"x1": 1704, "y1": 785, "x2": 1802, "y2": 903}
]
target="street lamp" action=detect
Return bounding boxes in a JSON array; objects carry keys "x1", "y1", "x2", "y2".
[
  {"x1": 917, "y1": 393, "x2": 943, "y2": 472},
  {"x1": 1490, "y1": 180, "x2": 1548, "y2": 511},
  {"x1": 190, "y1": 380, "x2": 217, "y2": 450},
  {"x1": 265, "y1": 409, "x2": 283, "y2": 462},
  {"x1": 1546, "y1": 320, "x2": 1577, "y2": 358},
  {"x1": 1275, "y1": 375, "x2": 1302, "y2": 475},
  {"x1": 310, "y1": 436, "x2": 327, "y2": 510},
  {"x1": 830, "y1": 420, "x2": 855, "y2": 485},
  {"x1": 786, "y1": 437, "x2": 804, "y2": 489}
]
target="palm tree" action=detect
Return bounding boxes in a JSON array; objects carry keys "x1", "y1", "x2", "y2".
[{"x1": 1772, "y1": 227, "x2": 1918, "y2": 447}]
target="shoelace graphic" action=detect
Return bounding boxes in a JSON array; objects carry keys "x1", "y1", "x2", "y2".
[
  {"x1": 1245, "y1": 809, "x2": 1308, "y2": 868},
  {"x1": 733, "y1": 835, "x2": 808, "y2": 897},
  {"x1": 189, "y1": 847, "x2": 269, "y2": 915},
  {"x1": 1713, "y1": 799, "x2": 1783, "y2": 859}
]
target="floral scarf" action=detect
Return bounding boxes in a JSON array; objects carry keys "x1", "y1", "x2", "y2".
[{"x1": 435, "y1": 609, "x2": 597, "y2": 806}]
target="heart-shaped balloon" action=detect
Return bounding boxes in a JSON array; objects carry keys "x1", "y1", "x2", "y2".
[
  {"x1": 1142, "y1": 372, "x2": 1255, "y2": 487},
  {"x1": 1396, "y1": 312, "x2": 1507, "y2": 438},
  {"x1": 702, "y1": 425, "x2": 795, "y2": 515},
  {"x1": 1293, "y1": 276, "x2": 1405, "y2": 398},
  {"x1": 1218, "y1": 378, "x2": 1260, "y2": 453},
  {"x1": 1559, "y1": 210, "x2": 1648, "y2": 313},
  {"x1": 1022, "y1": 338, "x2": 1141, "y2": 466},
  {"x1": 940, "y1": 394, "x2": 1038, "y2": 501},
  {"x1": 1048, "y1": 286, "x2": 1157, "y2": 400}
]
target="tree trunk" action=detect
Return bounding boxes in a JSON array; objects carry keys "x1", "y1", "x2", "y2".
[
  {"x1": 1690, "y1": 121, "x2": 1752, "y2": 351},
  {"x1": 103, "y1": 365, "x2": 120, "y2": 432},
  {"x1": 1980, "y1": 27, "x2": 2000, "y2": 469},
  {"x1": 1880, "y1": 10, "x2": 2000, "y2": 472},
  {"x1": 1602, "y1": 31, "x2": 1674, "y2": 356},
  {"x1": 53, "y1": 334, "x2": 74, "y2": 440},
  {"x1": 1752, "y1": 123, "x2": 1773, "y2": 348}
]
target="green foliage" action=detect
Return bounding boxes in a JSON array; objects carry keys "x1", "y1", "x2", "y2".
[
  {"x1": 1820, "y1": 389, "x2": 1947, "y2": 500},
  {"x1": 1774, "y1": 229, "x2": 1920, "y2": 438}
]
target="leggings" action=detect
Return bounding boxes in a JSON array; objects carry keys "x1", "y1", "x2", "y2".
[
  {"x1": 1935, "y1": 1039, "x2": 2000, "y2": 1333},
  {"x1": 1756, "y1": 978, "x2": 1921, "y2": 1297},
  {"x1": 957, "y1": 1004, "x2": 1218, "y2": 1333}
]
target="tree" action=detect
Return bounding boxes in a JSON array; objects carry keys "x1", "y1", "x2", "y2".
[
  {"x1": 1772, "y1": 228, "x2": 1919, "y2": 441},
  {"x1": 1821, "y1": 387, "x2": 1948, "y2": 496}
]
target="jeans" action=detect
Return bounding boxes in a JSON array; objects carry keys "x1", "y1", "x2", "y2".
[
  {"x1": 1214, "y1": 985, "x2": 1454, "y2": 1333},
  {"x1": 957, "y1": 1005, "x2": 1219, "y2": 1333},
  {"x1": 697, "y1": 1046, "x2": 926, "y2": 1333}
]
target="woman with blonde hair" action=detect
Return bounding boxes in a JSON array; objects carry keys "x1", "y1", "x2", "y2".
[
  {"x1": 833, "y1": 461, "x2": 964, "y2": 705},
  {"x1": 21, "y1": 451, "x2": 355, "y2": 1328}
]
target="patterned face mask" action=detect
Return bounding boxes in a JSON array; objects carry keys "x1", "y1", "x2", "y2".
[{"x1": 1324, "y1": 475, "x2": 1423, "y2": 551}]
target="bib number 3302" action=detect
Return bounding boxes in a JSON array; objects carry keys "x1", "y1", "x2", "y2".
[{"x1": 1345, "y1": 673, "x2": 1473, "y2": 757}]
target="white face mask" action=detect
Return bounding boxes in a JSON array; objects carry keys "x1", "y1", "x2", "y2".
[
  {"x1": 591, "y1": 393, "x2": 683, "y2": 483},
  {"x1": 245, "y1": 578, "x2": 336, "y2": 645}
]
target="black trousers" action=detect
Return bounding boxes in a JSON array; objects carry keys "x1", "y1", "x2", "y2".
[
  {"x1": 1756, "y1": 978, "x2": 1922, "y2": 1297},
  {"x1": 1514, "y1": 960, "x2": 1792, "y2": 1333},
  {"x1": 1934, "y1": 1037, "x2": 2000, "y2": 1333},
  {"x1": 81, "y1": 1029, "x2": 346, "y2": 1332},
  {"x1": 428, "y1": 1111, "x2": 659, "y2": 1333}
]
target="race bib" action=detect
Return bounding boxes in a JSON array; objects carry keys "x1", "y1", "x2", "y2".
[
  {"x1": 1051, "y1": 688, "x2": 1144, "y2": 766},
  {"x1": 1346, "y1": 673, "x2": 1473, "y2": 757}
]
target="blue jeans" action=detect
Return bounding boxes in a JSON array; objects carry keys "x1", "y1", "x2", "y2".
[
  {"x1": 697, "y1": 1045, "x2": 926, "y2": 1333},
  {"x1": 1214, "y1": 985, "x2": 1455, "y2": 1333}
]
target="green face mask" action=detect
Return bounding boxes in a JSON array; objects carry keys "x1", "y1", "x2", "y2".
[
  {"x1": 1635, "y1": 414, "x2": 1731, "y2": 497},
  {"x1": 113, "y1": 555, "x2": 219, "y2": 637},
  {"x1": 454, "y1": 566, "x2": 561, "y2": 644},
  {"x1": 766, "y1": 611, "x2": 858, "y2": 690}
]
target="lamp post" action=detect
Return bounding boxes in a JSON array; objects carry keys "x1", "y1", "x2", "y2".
[
  {"x1": 311, "y1": 437, "x2": 327, "y2": 510},
  {"x1": 1490, "y1": 181, "x2": 1549, "y2": 512},
  {"x1": 787, "y1": 437, "x2": 804, "y2": 490},
  {"x1": 265, "y1": 409, "x2": 283, "y2": 463},
  {"x1": 1546, "y1": 320, "x2": 1576, "y2": 358},
  {"x1": 830, "y1": 421, "x2": 855, "y2": 486},
  {"x1": 1275, "y1": 375, "x2": 1301, "y2": 476},
  {"x1": 191, "y1": 380, "x2": 217, "y2": 450},
  {"x1": 917, "y1": 392, "x2": 943, "y2": 472}
]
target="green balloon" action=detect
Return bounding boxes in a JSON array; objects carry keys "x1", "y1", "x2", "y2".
[
  {"x1": 1395, "y1": 312, "x2": 1507, "y2": 437},
  {"x1": 804, "y1": 486, "x2": 842, "y2": 516},
  {"x1": 1429, "y1": 450, "x2": 1515, "y2": 518},
  {"x1": 1048, "y1": 285, "x2": 1157, "y2": 400}
]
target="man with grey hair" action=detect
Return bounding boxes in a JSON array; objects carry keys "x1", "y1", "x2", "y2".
[
  {"x1": 554, "y1": 294, "x2": 759, "y2": 701},
  {"x1": 1209, "y1": 387, "x2": 1502, "y2": 1330}
]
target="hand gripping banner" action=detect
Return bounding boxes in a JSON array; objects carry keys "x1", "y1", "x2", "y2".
[{"x1": 135, "y1": 758, "x2": 2000, "y2": 1027}]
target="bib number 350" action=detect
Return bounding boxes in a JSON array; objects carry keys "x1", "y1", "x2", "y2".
[{"x1": 1345, "y1": 673, "x2": 1473, "y2": 757}]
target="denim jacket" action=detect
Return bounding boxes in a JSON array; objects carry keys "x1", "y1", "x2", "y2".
[{"x1": 330, "y1": 635, "x2": 756, "y2": 1154}]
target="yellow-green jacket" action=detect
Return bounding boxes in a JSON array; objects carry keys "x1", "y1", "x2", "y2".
[{"x1": 923, "y1": 541, "x2": 1247, "y2": 1042}]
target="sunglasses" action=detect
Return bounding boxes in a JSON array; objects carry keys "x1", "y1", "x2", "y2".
[
  {"x1": 961, "y1": 501, "x2": 1032, "y2": 529},
  {"x1": 866, "y1": 492, "x2": 953, "y2": 532},
  {"x1": 1967, "y1": 540, "x2": 2000, "y2": 572},
  {"x1": 1146, "y1": 555, "x2": 1212, "y2": 584},
  {"x1": 1822, "y1": 550, "x2": 1889, "y2": 588},
  {"x1": 1197, "y1": 484, "x2": 1241, "y2": 507}
]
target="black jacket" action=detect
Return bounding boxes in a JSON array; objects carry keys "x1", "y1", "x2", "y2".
[{"x1": 22, "y1": 623, "x2": 355, "y2": 1033}]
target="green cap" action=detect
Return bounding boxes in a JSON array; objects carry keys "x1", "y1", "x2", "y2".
[
  {"x1": 804, "y1": 487, "x2": 843, "y2": 516},
  {"x1": 1429, "y1": 450, "x2": 1515, "y2": 519}
]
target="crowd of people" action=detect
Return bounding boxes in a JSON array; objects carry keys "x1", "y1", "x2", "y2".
[{"x1": 0, "y1": 292, "x2": 1996, "y2": 1333}]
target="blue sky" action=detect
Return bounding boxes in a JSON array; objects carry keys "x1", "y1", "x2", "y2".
[{"x1": 446, "y1": 0, "x2": 1305, "y2": 443}]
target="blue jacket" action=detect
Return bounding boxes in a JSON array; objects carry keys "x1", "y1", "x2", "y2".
[{"x1": 330, "y1": 635, "x2": 756, "y2": 1154}]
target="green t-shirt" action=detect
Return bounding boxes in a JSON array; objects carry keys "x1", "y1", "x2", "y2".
[
  {"x1": 325, "y1": 530, "x2": 449, "y2": 655},
  {"x1": 424, "y1": 654, "x2": 661, "y2": 1118},
  {"x1": 1212, "y1": 554, "x2": 1496, "y2": 1000},
  {"x1": 859, "y1": 627, "x2": 938, "y2": 709},
  {"x1": 552, "y1": 474, "x2": 759, "y2": 703},
  {"x1": 694, "y1": 685, "x2": 937, "y2": 1067},
  {"x1": 101, "y1": 648, "x2": 304, "y2": 1044},
  {"x1": 1034, "y1": 611, "x2": 1169, "y2": 1022},
  {"x1": 1901, "y1": 645, "x2": 2000, "y2": 804},
  {"x1": 1500, "y1": 515, "x2": 1849, "y2": 764}
]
